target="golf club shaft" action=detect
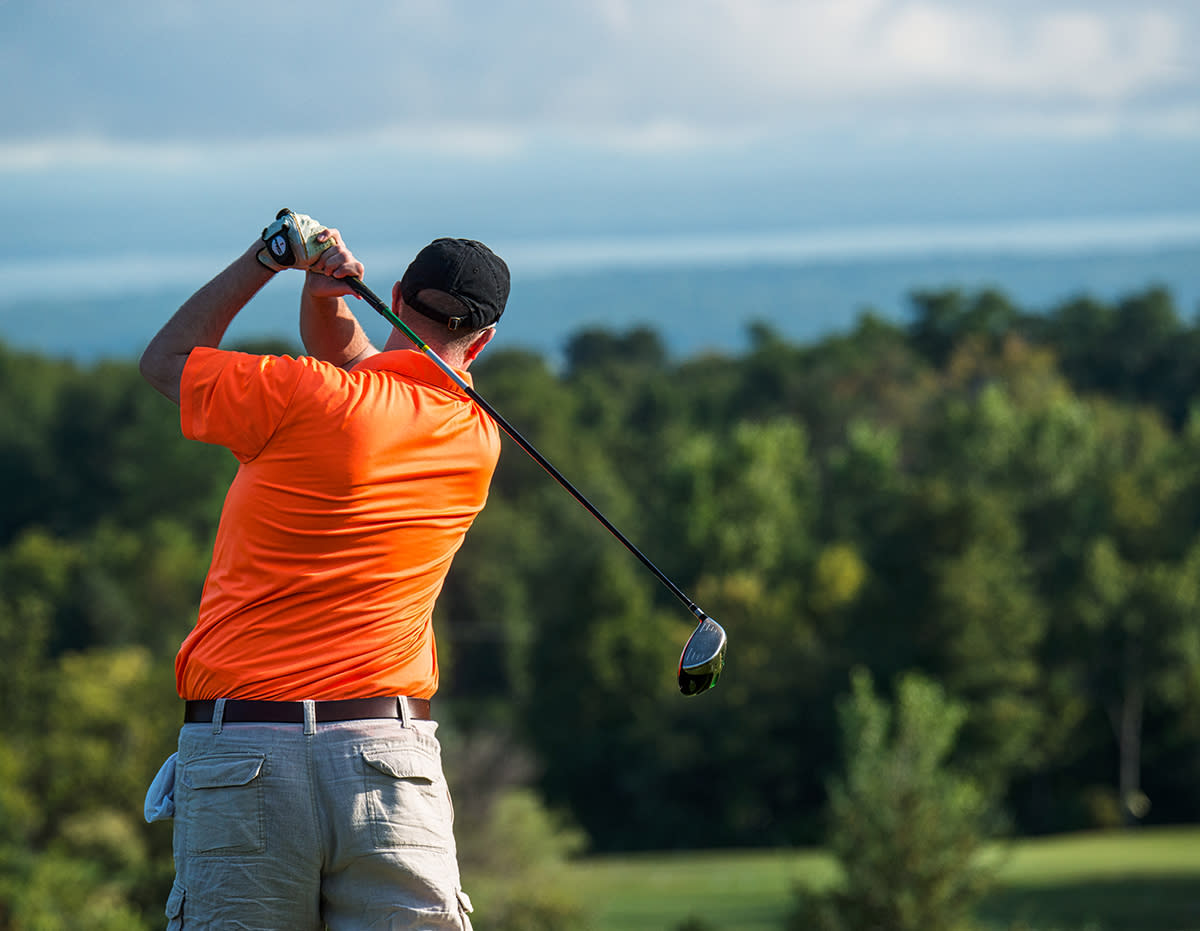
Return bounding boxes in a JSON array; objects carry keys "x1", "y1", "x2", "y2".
[{"x1": 344, "y1": 276, "x2": 704, "y2": 621}]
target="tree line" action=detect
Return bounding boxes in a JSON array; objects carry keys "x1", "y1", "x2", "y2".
[{"x1": 2, "y1": 283, "x2": 1200, "y2": 927}]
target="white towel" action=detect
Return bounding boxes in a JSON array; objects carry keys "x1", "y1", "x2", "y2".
[{"x1": 144, "y1": 751, "x2": 178, "y2": 823}]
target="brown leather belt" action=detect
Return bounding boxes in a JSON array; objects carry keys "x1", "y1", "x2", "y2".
[{"x1": 184, "y1": 696, "x2": 431, "y2": 724}]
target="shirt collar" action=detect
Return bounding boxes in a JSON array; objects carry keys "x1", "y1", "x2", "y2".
[{"x1": 351, "y1": 349, "x2": 475, "y2": 395}]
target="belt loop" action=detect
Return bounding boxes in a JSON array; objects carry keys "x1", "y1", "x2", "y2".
[
  {"x1": 398, "y1": 696, "x2": 412, "y2": 728},
  {"x1": 303, "y1": 700, "x2": 317, "y2": 735},
  {"x1": 211, "y1": 698, "x2": 226, "y2": 735}
]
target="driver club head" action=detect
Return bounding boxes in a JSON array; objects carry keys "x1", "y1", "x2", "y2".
[{"x1": 677, "y1": 614, "x2": 727, "y2": 696}]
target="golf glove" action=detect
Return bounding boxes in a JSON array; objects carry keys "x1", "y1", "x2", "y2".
[{"x1": 256, "y1": 208, "x2": 331, "y2": 272}]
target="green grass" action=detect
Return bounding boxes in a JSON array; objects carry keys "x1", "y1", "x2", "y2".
[
  {"x1": 566, "y1": 847, "x2": 837, "y2": 931},
  {"x1": 980, "y1": 827, "x2": 1200, "y2": 931},
  {"x1": 552, "y1": 827, "x2": 1200, "y2": 931}
]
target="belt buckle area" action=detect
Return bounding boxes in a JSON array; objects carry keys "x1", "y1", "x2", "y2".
[{"x1": 185, "y1": 696, "x2": 429, "y2": 724}]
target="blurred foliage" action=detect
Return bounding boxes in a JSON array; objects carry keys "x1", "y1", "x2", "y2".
[
  {"x1": 440, "y1": 728, "x2": 591, "y2": 930},
  {"x1": 5, "y1": 283, "x2": 1200, "y2": 924},
  {"x1": 788, "y1": 669, "x2": 995, "y2": 931}
]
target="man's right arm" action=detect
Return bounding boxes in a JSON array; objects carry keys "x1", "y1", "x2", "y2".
[
  {"x1": 299, "y1": 230, "x2": 378, "y2": 369},
  {"x1": 300, "y1": 282, "x2": 379, "y2": 369}
]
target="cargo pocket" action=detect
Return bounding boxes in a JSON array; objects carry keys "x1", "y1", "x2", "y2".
[
  {"x1": 179, "y1": 753, "x2": 266, "y2": 855},
  {"x1": 361, "y1": 742, "x2": 453, "y2": 849},
  {"x1": 165, "y1": 880, "x2": 185, "y2": 930}
]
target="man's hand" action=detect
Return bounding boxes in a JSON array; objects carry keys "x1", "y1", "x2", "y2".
[
  {"x1": 304, "y1": 228, "x2": 366, "y2": 299},
  {"x1": 257, "y1": 209, "x2": 335, "y2": 273}
]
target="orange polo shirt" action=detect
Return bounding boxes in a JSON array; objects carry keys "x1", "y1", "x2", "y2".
[{"x1": 174, "y1": 347, "x2": 500, "y2": 701}]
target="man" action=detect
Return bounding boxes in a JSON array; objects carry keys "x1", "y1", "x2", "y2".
[{"x1": 140, "y1": 210, "x2": 509, "y2": 930}]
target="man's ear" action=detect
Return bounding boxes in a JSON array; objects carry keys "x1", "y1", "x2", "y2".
[
  {"x1": 392, "y1": 281, "x2": 403, "y2": 312},
  {"x1": 462, "y1": 327, "x2": 496, "y2": 367}
]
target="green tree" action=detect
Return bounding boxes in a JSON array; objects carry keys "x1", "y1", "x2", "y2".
[
  {"x1": 789, "y1": 669, "x2": 995, "y2": 931},
  {"x1": 0, "y1": 530, "x2": 67, "y2": 733},
  {"x1": 523, "y1": 541, "x2": 686, "y2": 849},
  {"x1": 0, "y1": 646, "x2": 178, "y2": 929},
  {"x1": 0, "y1": 343, "x2": 75, "y2": 543},
  {"x1": 442, "y1": 729, "x2": 591, "y2": 931},
  {"x1": 908, "y1": 289, "x2": 1023, "y2": 368},
  {"x1": 1060, "y1": 537, "x2": 1200, "y2": 825},
  {"x1": 656, "y1": 419, "x2": 816, "y2": 583}
]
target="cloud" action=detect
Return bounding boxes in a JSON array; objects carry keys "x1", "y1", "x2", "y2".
[
  {"x1": 2, "y1": 0, "x2": 1197, "y2": 154},
  {"x1": 655, "y1": 1, "x2": 1191, "y2": 114}
]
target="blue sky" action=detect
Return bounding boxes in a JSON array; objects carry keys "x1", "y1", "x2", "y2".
[{"x1": 4, "y1": 0, "x2": 1200, "y2": 299}]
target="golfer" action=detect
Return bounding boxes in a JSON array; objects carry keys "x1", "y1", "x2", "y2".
[{"x1": 140, "y1": 210, "x2": 509, "y2": 930}]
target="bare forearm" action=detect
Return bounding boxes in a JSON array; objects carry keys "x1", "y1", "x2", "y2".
[
  {"x1": 300, "y1": 276, "x2": 376, "y2": 369},
  {"x1": 140, "y1": 243, "x2": 274, "y2": 403}
]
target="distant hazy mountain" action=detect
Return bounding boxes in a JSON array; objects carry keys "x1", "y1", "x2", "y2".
[{"x1": 4, "y1": 244, "x2": 1197, "y2": 365}]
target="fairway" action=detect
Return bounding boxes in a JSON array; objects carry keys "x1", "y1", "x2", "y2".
[
  {"x1": 981, "y1": 827, "x2": 1200, "y2": 931},
  {"x1": 565, "y1": 848, "x2": 838, "y2": 930},
  {"x1": 558, "y1": 827, "x2": 1200, "y2": 931}
]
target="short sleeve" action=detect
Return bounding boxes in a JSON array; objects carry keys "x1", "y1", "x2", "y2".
[{"x1": 180, "y1": 348, "x2": 307, "y2": 462}]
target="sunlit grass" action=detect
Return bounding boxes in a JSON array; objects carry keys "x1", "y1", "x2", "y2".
[
  {"x1": 547, "y1": 827, "x2": 1200, "y2": 931},
  {"x1": 991, "y1": 826, "x2": 1200, "y2": 882},
  {"x1": 565, "y1": 847, "x2": 836, "y2": 931},
  {"x1": 981, "y1": 828, "x2": 1200, "y2": 931}
]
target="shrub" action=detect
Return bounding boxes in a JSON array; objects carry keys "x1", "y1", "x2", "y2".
[{"x1": 788, "y1": 668, "x2": 996, "y2": 931}]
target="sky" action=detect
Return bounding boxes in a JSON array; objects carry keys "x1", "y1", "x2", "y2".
[{"x1": 3, "y1": 0, "x2": 1200, "y2": 335}]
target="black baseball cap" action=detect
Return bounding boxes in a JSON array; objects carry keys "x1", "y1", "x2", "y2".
[{"x1": 400, "y1": 238, "x2": 510, "y2": 331}]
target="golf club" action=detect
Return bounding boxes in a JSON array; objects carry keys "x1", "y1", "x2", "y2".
[{"x1": 342, "y1": 275, "x2": 726, "y2": 695}]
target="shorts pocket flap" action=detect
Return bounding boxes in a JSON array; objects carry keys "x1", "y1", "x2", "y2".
[
  {"x1": 362, "y1": 747, "x2": 439, "y2": 781},
  {"x1": 182, "y1": 754, "x2": 265, "y2": 789}
]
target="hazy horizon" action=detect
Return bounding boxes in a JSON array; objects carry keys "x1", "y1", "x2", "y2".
[{"x1": 6, "y1": 234, "x2": 1196, "y2": 368}]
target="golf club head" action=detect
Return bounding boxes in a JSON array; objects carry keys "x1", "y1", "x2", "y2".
[{"x1": 677, "y1": 614, "x2": 727, "y2": 696}]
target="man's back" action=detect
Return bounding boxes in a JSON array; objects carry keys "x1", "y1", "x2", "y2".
[{"x1": 175, "y1": 347, "x2": 501, "y2": 702}]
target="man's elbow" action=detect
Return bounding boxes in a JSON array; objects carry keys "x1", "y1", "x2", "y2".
[{"x1": 139, "y1": 347, "x2": 183, "y2": 405}]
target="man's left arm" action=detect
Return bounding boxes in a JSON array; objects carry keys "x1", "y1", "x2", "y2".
[
  {"x1": 141, "y1": 210, "x2": 367, "y2": 402},
  {"x1": 139, "y1": 242, "x2": 275, "y2": 405}
]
